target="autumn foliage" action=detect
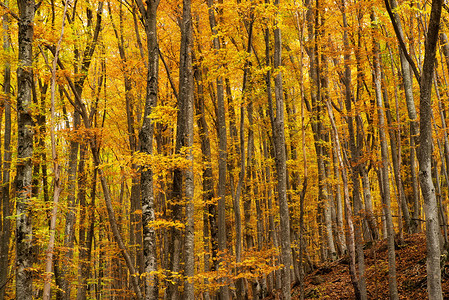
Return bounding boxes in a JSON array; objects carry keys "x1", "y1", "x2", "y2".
[{"x1": 0, "y1": 0, "x2": 448, "y2": 299}]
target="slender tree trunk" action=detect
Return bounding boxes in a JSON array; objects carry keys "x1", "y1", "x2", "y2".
[
  {"x1": 194, "y1": 55, "x2": 214, "y2": 300},
  {"x1": 76, "y1": 144, "x2": 91, "y2": 300},
  {"x1": 206, "y1": 1, "x2": 229, "y2": 298},
  {"x1": 320, "y1": 47, "x2": 337, "y2": 260},
  {"x1": 78, "y1": 166, "x2": 96, "y2": 300},
  {"x1": 410, "y1": 126, "x2": 421, "y2": 232},
  {"x1": 263, "y1": 25, "x2": 282, "y2": 293},
  {"x1": 332, "y1": 144, "x2": 347, "y2": 254},
  {"x1": 16, "y1": 1, "x2": 35, "y2": 298},
  {"x1": 178, "y1": 0, "x2": 195, "y2": 296},
  {"x1": 388, "y1": 0, "x2": 421, "y2": 233},
  {"x1": 418, "y1": 0, "x2": 444, "y2": 298},
  {"x1": 58, "y1": 4, "x2": 104, "y2": 297},
  {"x1": 134, "y1": 1, "x2": 160, "y2": 298},
  {"x1": 354, "y1": 10, "x2": 378, "y2": 242},
  {"x1": 271, "y1": 0, "x2": 292, "y2": 296},
  {"x1": 109, "y1": 0, "x2": 143, "y2": 277},
  {"x1": 0, "y1": 5, "x2": 12, "y2": 299},
  {"x1": 371, "y1": 11, "x2": 399, "y2": 299},
  {"x1": 341, "y1": 1, "x2": 367, "y2": 297},
  {"x1": 234, "y1": 93, "x2": 246, "y2": 300},
  {"x1": 326, "y1": 101, "x2": 360, "y2": 300},
  {"x1": 42, "y1": 4, "x2": 69, "y2": 297}
]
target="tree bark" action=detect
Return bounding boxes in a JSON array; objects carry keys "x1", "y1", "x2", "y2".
[
  {"x1": 371, "y1": 11, "x2": 399, "y2": 299},
  {"x1": 42, "y1": 3, "x2": 69, "y2": 297},
  {"x1": 178, "y1": 0, "x2": 195, "y2": 296},
  {"x1": 193, "y1": 52, "x2": 215, "y2": 300},
  {"x1": 263, "y1": 24, "x2": 282, "y2": 293},
  {"x1": 388, "y1": 0, "x2": 421, "y2": 233},
  {"x1": 271, "y1": 0, "x2": 293, "y2": 296},
  {"x1": 326, "y1": 101, "x2": 360, "y2": 300},
  {"x1": 206, "y1": 0, "x2": 229, "y2": 297},
  {"x1": 134, "y1": 0, "x2": 160, "y2": 298},
  {"x1": 0, "y1": 4, "x2": 12, "y2": 299},
  {"x1": 58, "y1": 3, "x2": 104, "y2": 297},
  {"x1": 15, "y1": 1, "x2": 35, "y2": 298},
  {"x1": 417, "y1": 0, "x2": 444, "y2": 298}
]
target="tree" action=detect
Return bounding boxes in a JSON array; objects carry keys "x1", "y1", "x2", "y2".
[
  {"x1": 134, "y1": 0, "x2": 160, "y2": 298},
  {"x1": 206, "y1": 0, "x2": 229, "y2": 297},
  {"x1": 386, "y1": 0, "x2": 444, "y2": 297},
  {"x1": 15, "y1": 0, "x2": 35, "y2": 299},
  {"x1": 270, "y1": 0, "x2": 293, "y2": 297},
  {"x1": 417, "y1": 0, "x2": 444, "y2": 298},
  {"x1": 0, "y1": 2, "x2": 12, "y2": 299},
  {"x1": 371, "y1": 10, "x2": 398, "y2": 299}
]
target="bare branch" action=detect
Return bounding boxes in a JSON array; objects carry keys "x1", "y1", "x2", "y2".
[
  {"x1": 0, "y1": 2, "x2": 19, "y2": 21},
  {"x1": 384, "y1": 0, "x2": 421, "y2": 83}
]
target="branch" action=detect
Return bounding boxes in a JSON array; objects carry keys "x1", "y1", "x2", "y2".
[
  {"x1": 384, "y1": 0, "x2": 421, "y2": 83},
  {"x1": 443, "y1": 3, "x2": 449, "y2": 13},
  {"x1": 159, "y1": 48, "x2": 179, "y2": 100},
  {"x1": 0, "y1": 2, "x2": 19, "y2": 21},
  {"x1": 38, "y1": 45, "x2": 83, "y2": 115},
  {"x1": 45, "y1": 45, "x2": 89, "y2": 122}
]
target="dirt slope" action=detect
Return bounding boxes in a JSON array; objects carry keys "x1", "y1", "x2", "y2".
[{"x1": 297, "y1": 233, "x2": 449, "y2": 299}]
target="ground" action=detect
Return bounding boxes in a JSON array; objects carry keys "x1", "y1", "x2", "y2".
[{"x1": 285, "y1": 233, "x2": 449, "y2": 299}]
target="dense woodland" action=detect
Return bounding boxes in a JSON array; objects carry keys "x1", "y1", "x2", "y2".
[{"x1": 0, "y1": 0, "x2": 448, "y2": 299}]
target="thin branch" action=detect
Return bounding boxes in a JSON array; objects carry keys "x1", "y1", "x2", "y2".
[
  {"x1": 384, "y1": 0, "x2": 421, "y2": 83},
  {"x1": 159, "y1": 48, "x2": 179, "y2": 100},
  {"x1": 0, "y1": 2, "x2": 19, "y2": 21}
]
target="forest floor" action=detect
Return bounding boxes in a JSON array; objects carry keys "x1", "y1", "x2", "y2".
[{"x1": 291, "y1": 233, "x2": 449, "y2": 299}]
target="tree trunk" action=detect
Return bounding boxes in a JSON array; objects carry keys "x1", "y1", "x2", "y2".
[
  {"x1": 371, "y1": 11, "x2": 399, "y2": 299},
  {"x1": 134, "y1": 0, "x2": 160, "y2": 298},
  {"x1": 0, "y1": 4, "x2": 12, "y2": 299},
  {"x1": 320, "y1": 46, "x2": 338, "y2": 260},
  {"x1": 332, "y1": 145, "x2": 346, "y2": 255},
  {"x1": 109, "y1": 0, "x2": 143, "y2": 277},
  {"x1": 326, "y1": 101, "x2": 360, "y2": 300},
  {"x1": 263, "y1": 26, "x2": 282, "y2": 293},
  {"x1": 271, "y1": 0, "x2": 293, "y2": 296},
  {"x1": 417, "y1": 0, "x2": 444, "y2": 298},
  {"x1": 178, "y1": 0, "x2": 195, "y2": 296},
  {"x1": 58, "y1": 3, "x2": 104, "y2": 297},
  {"x1": 341, "y1": 1, "x2": 367, "y2": 297},
  {"x1": 16, "y1": 1, "x2": 35, "y2": 298},
  {"x1": 206, "y1": 0, "x2": 229, "y2": 297},
  {"x1": 388, "y1": 0, "x2": 421, "y2": 233},
  {"x1": 193, "y1": 53, "x2": 215, "y2": 300},
  {"x1": 42, "y1": 5, "x2": 69, "y2": 296}
]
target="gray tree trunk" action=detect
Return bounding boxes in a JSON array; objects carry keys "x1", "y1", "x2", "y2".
[
  {"x1": 206, "y1": 0, "x2": 229, "y2": 297},
  {"x1": 371, "y1": 11, "x2": 399, "y2": 299},
  {"x1": 134, "y1": 0, "x2": 160, "y2": 298},
  {"x1": 0, "y1": 4, "x2": 12, "y2": 299},
  {"x1": 194, "y1": 54, "x2": 215, "y2": 300},
  {"x1": 332, "y1": 145, "x2": 347, "y2": 254},
  {"x1": 42, "y1": 6, "x2": 69, "y2": 296},
  {"x1": 326, "y1": 101, "x2": 360, "y2": 299},
  {"x1": 58, "y1": 3, "x2": 104, "y2": 297},
  {"x1": 272, "y1": 0, "x2": 293, "y2": 296},
  {"x1": 320, "y1": 49, "x2": 337, "y2": 260},
  {"x1": 178, "y1": 0, "x2": 195, "y2": 296},
  {"x1": 263, "y1": 29, "x2": 282, "y2": 291},
  {"x1": 383, "y1": 71, "x2": 409, "y2": 239},
  {"x1": 109, "y1": 0, "x2": 143, "y2": 278},
  {"x1": 388, "y1": 0, "x2": 421, "y2": 233},
  {"x1": 16, "y1": 1, "x2": 35, "y2": 299},
  {"x1": 341, "y1": 1, "x2": 367, "y2": 296},
  {"x1": 417, "y1": 0, "x2": 444, "y2": 298}
]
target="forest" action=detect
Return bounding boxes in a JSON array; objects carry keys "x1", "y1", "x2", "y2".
[{"x1": 0, "y1": 0, "x2": 447, "y2": 299}]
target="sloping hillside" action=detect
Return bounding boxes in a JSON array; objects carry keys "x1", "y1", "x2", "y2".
[{"x1": 298, "y1": 233, "x2": 449, "y2": 299}]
